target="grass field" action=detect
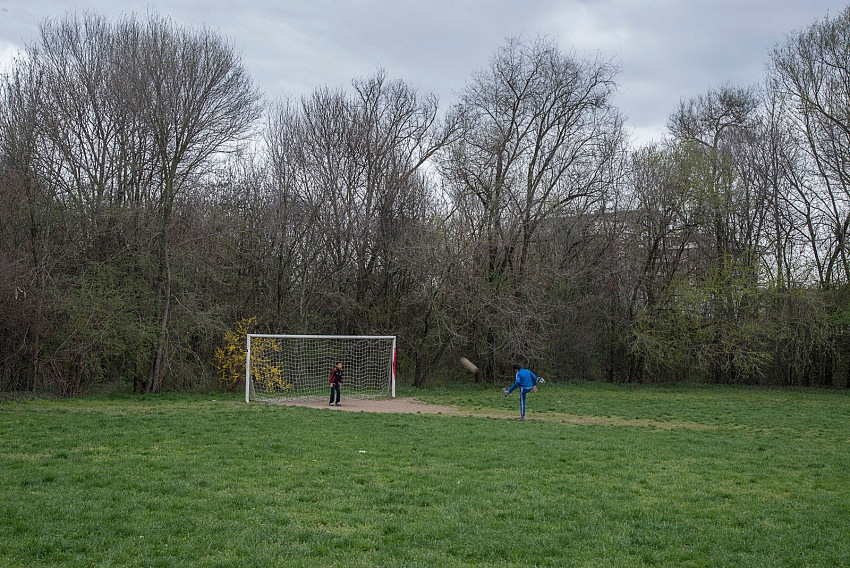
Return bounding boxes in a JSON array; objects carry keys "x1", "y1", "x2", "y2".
[{"x1": 1, "y1": 383, "x2": 849, "y2": 567}]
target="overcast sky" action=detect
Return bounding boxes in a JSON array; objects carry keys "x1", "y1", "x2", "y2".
[{"x1": 1, "y1": 1, "x2": 847, "y2": 147}]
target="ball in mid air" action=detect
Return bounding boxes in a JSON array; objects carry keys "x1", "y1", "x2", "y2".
[{"x1": 459, "y1": 357, "x2": 479, "y2": 374}]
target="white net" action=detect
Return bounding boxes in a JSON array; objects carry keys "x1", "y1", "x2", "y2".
[{"x1": 245, "y1": 335, "x2": 396, "y2": 402}]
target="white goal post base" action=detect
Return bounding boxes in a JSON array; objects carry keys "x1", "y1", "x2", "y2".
[{"x1": 245, "y1": 334, "x2": 397, "y2": 403}]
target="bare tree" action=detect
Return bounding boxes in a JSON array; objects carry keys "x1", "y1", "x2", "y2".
[
  {"x1": 261, "y1": 72, "x2": 456, "y2": 337},
  {"x1": 0, "y1": 12, "x2": 261, "y2": 394},
  {"x1": 438, "y1": 36, "x2": 626, "y2": 380},
  {"x1": 769, "y1": 6, "x2": 850, "y2": 286},
  {"x1": 116, "y1": 14, "x2": 262, "y2": 392},
  {"x1": 0, "y1": 57, "x2": 54, "y2": 392}
]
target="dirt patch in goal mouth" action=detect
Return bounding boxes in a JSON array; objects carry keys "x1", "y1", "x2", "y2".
[{"x1": 273, "y1": 397, "x2": 466, "y2": 415}]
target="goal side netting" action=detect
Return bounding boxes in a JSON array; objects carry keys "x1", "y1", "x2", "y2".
[{"x1": 245, "y1": 334, "x2": 397, "y2": 403}]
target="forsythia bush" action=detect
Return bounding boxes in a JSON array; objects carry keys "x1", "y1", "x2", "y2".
[
  {"x1": 214, "y1": 317, "x2": 292, "y2": 392},
  {"x1": 215, "y1": 317, "x2": 254, "y2": 390}
]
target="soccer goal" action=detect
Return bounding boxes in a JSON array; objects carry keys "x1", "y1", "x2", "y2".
[{"x1": 244, "y1": 334, "x2": 397, "y2": 403}]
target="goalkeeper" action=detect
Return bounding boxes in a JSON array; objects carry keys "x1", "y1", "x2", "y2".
[
  {"x1": 503, "y1": 364, "x2": 538, "y2": 421},
  {"x1": 328, "y1": 362, "x2": 343, "y2": 406}
]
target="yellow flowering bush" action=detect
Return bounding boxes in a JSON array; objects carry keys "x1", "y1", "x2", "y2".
[{"x1": 214, "y1": 317, "x2": 292, "y2": 393}]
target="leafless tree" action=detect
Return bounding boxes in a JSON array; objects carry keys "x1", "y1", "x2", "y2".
[
  {"x1": 262, "y1": 72, "x2": 456, "y2": 336},
  {"x1": 0, "y1": 12, "x2": 261, "y2": 394},
  {"x1": 769, "y1": 6, "x2": 850, "y2": 286},
  {"x1": 0, "y1": 57, "x2": 54, "y2": 392},
  {"x1": 438, "y1": 36, "x2": 626, "y2": 380},
  {"x1": 115, "y1": 14, "x2": 262, "y2": 392}
]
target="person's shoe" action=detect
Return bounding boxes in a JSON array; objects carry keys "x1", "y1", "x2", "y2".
[
  {"x1": 335, "y1": 403, "x2": 341, "y2": 406},
  {"x1": 329, "y1": 403, "x2": 334, "y2": 406},
  {"x1": 503, "y1": 388, "x2": 508, "y2": 396},
  {"x1": 518, "y1": 417, "x2": 526, "y2": 421}
]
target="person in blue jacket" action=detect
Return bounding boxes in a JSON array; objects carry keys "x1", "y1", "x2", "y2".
[{"x1": 504, "y1": 364, "x2": 538, "y2": 420}]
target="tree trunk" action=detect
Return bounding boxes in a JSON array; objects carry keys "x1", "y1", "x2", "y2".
[{"x1": 148, "y1": 234, "x2": 172, "y2": 393}]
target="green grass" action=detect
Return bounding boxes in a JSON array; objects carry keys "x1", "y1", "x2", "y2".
[{"x1": 1, "y1": 384, "x2": 849, "y2": 567}]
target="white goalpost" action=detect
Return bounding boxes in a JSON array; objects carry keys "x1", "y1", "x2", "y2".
[{"x1": 244, "y1": 334, "x2": 397, "y2": 403}]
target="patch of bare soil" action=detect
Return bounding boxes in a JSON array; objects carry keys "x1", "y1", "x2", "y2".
[{"x1": 273, "y1": 396, "x2": 468, "y2": 415}]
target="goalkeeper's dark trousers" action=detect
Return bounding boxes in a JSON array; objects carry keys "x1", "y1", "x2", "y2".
[{"x1": 329, "y1": 383, "x2": 340, "y2": 404}]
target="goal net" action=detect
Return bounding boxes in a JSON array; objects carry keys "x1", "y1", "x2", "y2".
[{"x1": 245, "y1": 334, "x2": 397, "y2": 403}]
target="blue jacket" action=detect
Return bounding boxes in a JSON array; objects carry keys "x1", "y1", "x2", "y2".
[{"x1": 513, "y1": 368, "x2": 537, "y2": 389}]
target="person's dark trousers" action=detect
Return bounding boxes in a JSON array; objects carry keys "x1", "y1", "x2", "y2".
[{"x1": 329, "y1": 383, "x2": 340, "y2": 404}]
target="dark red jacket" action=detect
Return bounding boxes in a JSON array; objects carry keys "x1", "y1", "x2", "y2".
[{"x1": 330, "y1": 368, "x2": 343, "y2": 384}]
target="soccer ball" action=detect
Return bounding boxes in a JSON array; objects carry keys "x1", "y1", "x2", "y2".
[
  {"x1": 538, "y1": 377, "x2": 545, "y2": 385},
  {"x1": 459, "y1": 357, "x2": 479, "y2": 374}
]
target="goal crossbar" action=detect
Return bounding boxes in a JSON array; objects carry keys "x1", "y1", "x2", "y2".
[{"x1": 245, "y1": 334, "x2": 397, "y2": 403}]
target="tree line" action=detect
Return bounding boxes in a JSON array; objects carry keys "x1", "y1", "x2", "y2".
[{"x1": 2, "y1": 8, "x2": 850, "y2": 395}]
